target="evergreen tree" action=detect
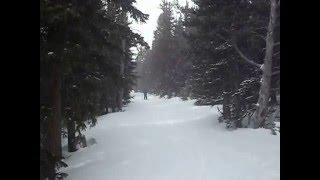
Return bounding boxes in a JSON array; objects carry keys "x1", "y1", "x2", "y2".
[
  {"x1": 40, "y1": 0, "x2": 149, "y2": 179},
  {"x1": 150, "y1": 0, "x2": 175, "y2": 96},
  {"x1": 138, "y1": 0, "x2": 191, "y2": 98},
  {"x1": 184, "y1": 0, "x2": 280, "y2": 129}
]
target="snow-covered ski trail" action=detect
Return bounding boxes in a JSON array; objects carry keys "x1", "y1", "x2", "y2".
[{"x1": 62, "y1": 93, "x2": 280, "y2": 180}]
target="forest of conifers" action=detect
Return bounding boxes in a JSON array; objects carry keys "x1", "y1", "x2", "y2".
[
  {"x1": 136, "y1": 0, "x2": 279, "y2": 129},
  {"x1": 40, "y1": 0, "x2": 280, "y2": 179},
  {"x1": 40, "y1": 0, "x2": 149, "y2": 179}
]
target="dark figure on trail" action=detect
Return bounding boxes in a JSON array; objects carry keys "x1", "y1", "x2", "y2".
[{"x1": 143, "y1": 91, "x2": 148, "y2": 100}]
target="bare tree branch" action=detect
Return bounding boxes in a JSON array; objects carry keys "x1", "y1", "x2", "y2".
[
  {"x1": 272, "y1": 70, "x2": 280, "y2": 75},
  {"x1": 273, "y1": 51, "x2": 280, "y2": 57},
  {"x1": 215, "y1": 32, "x2": 263, "y2": 69},
  {"x1": 273, "y1": 66, "x2": 280, "y2": 70},
  {"x1": 232, "y1": 41, "x2": 262, "y2": 68},
  {"x1": 263, "y1": 42, "x2": 280, "y2": 51},
  {"x1": 217, "y1": 106, "x2": 224, "y2": 115}
]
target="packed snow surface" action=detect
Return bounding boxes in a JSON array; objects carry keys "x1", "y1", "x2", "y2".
[{"x1": 62, "y1": 93, "x2": 280, "y2": 180}]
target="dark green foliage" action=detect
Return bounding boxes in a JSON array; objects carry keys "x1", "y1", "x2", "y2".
[
  {"x1": 183, "y1": 0, "x2": 279, "y2": 129},
  {"x1": 40, "y1": 0, "x2": 148, "y2": 179},
  {"x1": 137, "y1": 0, "x2": 191, "y2": 98},
  {"x1": 137, "y1": 0, "x2": 279, "y2": 130}
]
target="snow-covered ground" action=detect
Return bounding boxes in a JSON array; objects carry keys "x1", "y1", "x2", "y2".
[{"x1": 62, "y1": 93, "x2": 280, "y2": 180}]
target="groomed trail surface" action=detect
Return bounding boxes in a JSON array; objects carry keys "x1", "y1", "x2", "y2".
[{"x1": 62, "y1": 93, "x2": 280, "y2": 180}]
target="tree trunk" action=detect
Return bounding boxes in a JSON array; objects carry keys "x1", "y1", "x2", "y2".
[
  {"x1": 233, "y1": 94, "x2": 242, "y2": 128},
  {"x1": 223, "y1": 92, "x2": 231, "y2": 120},
  {"x1": 67, "y1": 119, "x2": 77, "y2": 152},
  {"x1": 253, "y1": 0, "x2": 278, "y2": 128},
  {"x1": 269, "y1": 90, "x2": 277, "y2": 105},
  {"x1": 118, "y1": 39, "x2": 126, "y2": 111},
  {"x1": 47, "y1": 61, "x2": 62, "y2": 180},
  {"x1": 47, "y1": 157, "x2": 55, "y2": 180},
  {"x1": 103, "y1": 95, "x2": 109, "y2": 114},
  {"x1": 105, "y1": 104, "x2": 109, "y2": 114},
  {"x1": 112, "y1": 96, "x2": 116, "y2": 112},
  {"x1": 231, "y1": 58, "x2": 241, "y2": 127},
  {"x1": 117, "y1": 89, "x2": 123, "y2": 111}
]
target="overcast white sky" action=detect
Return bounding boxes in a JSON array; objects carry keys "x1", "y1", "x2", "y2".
[{"x1": 130, "y1": 0, "x2": 193, "y2": 47}]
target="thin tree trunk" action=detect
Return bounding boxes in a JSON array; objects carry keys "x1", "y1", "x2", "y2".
[
  {"x1": 233, "y1": 93, "x2": 242, "y2": 128},
  {"x1": 269, "y1": 90, "x2": 277, "y2": 105},
  {"x1": 105, "y1": 104, "x2": 109, "y2": 114},
  {"x1": 232, "y1": 58, "x2": 241, "y2": 127},
  {"x1": 118, "y1": 88, "x2": 123, "y2": 110},
  {"x1": 65, "y1": 79, "x2": 77, "y2": 152},
  {"x1": 47, "y1": 61, "x2": 62, "y2": 180},
  {"x1": 47, "y1": 158, "x2": 55, "y2": 180},
  {"x1": 223, "y1": 91, "x2": 231, "y2": 120},
  {"x1": 118, "y1": 39, "x2": 126, "y2": 110},
  {"x1": 67, "y1": 119, "x2": 77, "y2": 152},
  {"x1": 253, "y1": 0, "x2": 278, "y2": 128},
  {"x1": 112, "y1": 96, "x2": 116, "y2": 112}
]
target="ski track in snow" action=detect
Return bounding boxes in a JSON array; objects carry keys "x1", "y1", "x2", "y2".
[{"x1": 62, "y1": 93, "x2": 280, "y2": 180}]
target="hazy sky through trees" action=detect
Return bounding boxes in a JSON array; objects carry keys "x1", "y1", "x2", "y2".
[{"x1": 130, "y1": 0, "x2": 193, "y2": 47}]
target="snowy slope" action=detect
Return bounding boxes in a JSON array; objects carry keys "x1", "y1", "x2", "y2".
[{"x1": 61, "y1": 93, "x2": 280, "y2": 180}]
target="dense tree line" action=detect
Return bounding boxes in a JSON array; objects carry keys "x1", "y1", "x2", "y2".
[
  {"x1": 40, "y1": 0, "x2": 148, "y2": 179},
  {"x1": 137, "y1": 0, "x2": 279, "y2": 131},
  {"x1": 136, "y1": 0, "x2": 191, "y2": 98}
]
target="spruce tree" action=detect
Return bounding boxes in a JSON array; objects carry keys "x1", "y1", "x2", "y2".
[{"x1": 40, "y1": 0, "x2": 149, "y2": 179}]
